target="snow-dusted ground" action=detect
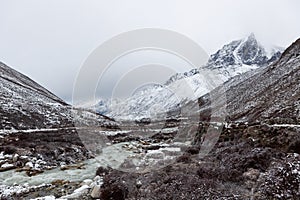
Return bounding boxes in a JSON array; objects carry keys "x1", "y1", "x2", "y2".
[
  {"x1": 0, "y1": 126, "x2": 125, "y2": 136},
  {"x1": 0, "y1": 126, "x2": 188, "y2": 199},
  {"x1": 0, "y1": 128, "x2": 62, "y2": 136},
  {"x1": 0, "y1": 184, "x2": 52, "y2": 199}
]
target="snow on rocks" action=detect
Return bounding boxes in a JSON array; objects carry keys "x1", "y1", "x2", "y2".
[
  {"x1": 1, "y1": 162, "x2": 14, "y2": 168},
  {"x1": 31, "y1": 196, "x2": 57, "y2": 200},
  {"x1": 255, "y1": 153, "x2": 300, "y2": 199},
  {"x1": 0, "y1": 176, "x2": 104, "y2": 200},
  {"x1": 0, "y1": 152, "x2": 17, "y2": 172},
  {"x1": 90, "y1": 184, "x2": 101, "y2": 198},
  {"x1": 59, "y1": 184, "x2": 90, "y2": 199},
  {"x1": 0, "y1": 183, "x2": 51, "y2": 199},
  {"x1": 54, "y1": 176, "x2": 103, "y2": 199}
]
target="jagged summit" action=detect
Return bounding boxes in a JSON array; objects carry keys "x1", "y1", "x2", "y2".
[
  {"x1": 205, "y1": 33, "x2": 282, "y2": 74},
  {"x1": 236, "y1": 33, "x2": 265, "y2": 65},
  {"x1": 164, "y1": 34, "x2": 283, "y2": 85}
]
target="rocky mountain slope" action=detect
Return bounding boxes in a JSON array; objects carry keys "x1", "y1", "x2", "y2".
[
  {"x1": 0, "y1": 62, "x2": 117, "y2": 176},
  {"x1": 93, "y1": 34, "x2": 283, "y2": 121},
  {"x1": 197, "y1": 38, "x2": 300, "y2": 124},
  {"x1": 0, "y1": 62, "x2": 114, "y2": 131}
]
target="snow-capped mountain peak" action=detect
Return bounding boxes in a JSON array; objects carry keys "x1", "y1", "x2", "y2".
[
  {"x1": 165, "y1": 34, "x2": 283, "y2": 86},
  {"x1": 207, "y1": 33, "x2": 282, "y2": 67},
  {"x1": 90, "y1": 34, "x2": 284, "y2": 120},
  {"x1": 204, "y1": 33, "x2": 283, "y2": 81},
  {"x1": 165, "y1": 68, "x2": 199, "y2": 85}
]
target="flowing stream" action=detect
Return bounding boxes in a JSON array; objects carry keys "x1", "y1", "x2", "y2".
[
  {"x1": 1, "y1": 127, "x2": 187, "y2": 186},
  {"x1": 1, "y1": 143, "x2": 133, "y2": 186}
]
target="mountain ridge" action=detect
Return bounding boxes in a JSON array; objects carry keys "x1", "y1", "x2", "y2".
[
  {"x1": 90, "y1": 34, "x2": 283, "y2": 120},
  {"x1": 0, "y1": 62, "x2": 67, "y2": 106}
]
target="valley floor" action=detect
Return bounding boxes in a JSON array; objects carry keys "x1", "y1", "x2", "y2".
[{"x1": 0, "y1": 122, "x2": 300, "y2": 199}]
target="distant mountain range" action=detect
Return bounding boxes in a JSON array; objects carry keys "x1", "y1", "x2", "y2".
[
  {"x1": 1, "y1": 33, "x2": 295, "y2": 128},
  {"x1": 91, "y1": 34, "x2": 283, "y2": 120}
]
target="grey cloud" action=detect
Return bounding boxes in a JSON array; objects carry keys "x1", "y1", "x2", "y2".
[{"x1": 1, "y1": 0, "x2": 300, "y2": 102}]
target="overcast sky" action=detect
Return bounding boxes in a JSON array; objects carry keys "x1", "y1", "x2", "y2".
[{"x1": 1, "y1": 0, "x2": 300, "y2": 103}]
